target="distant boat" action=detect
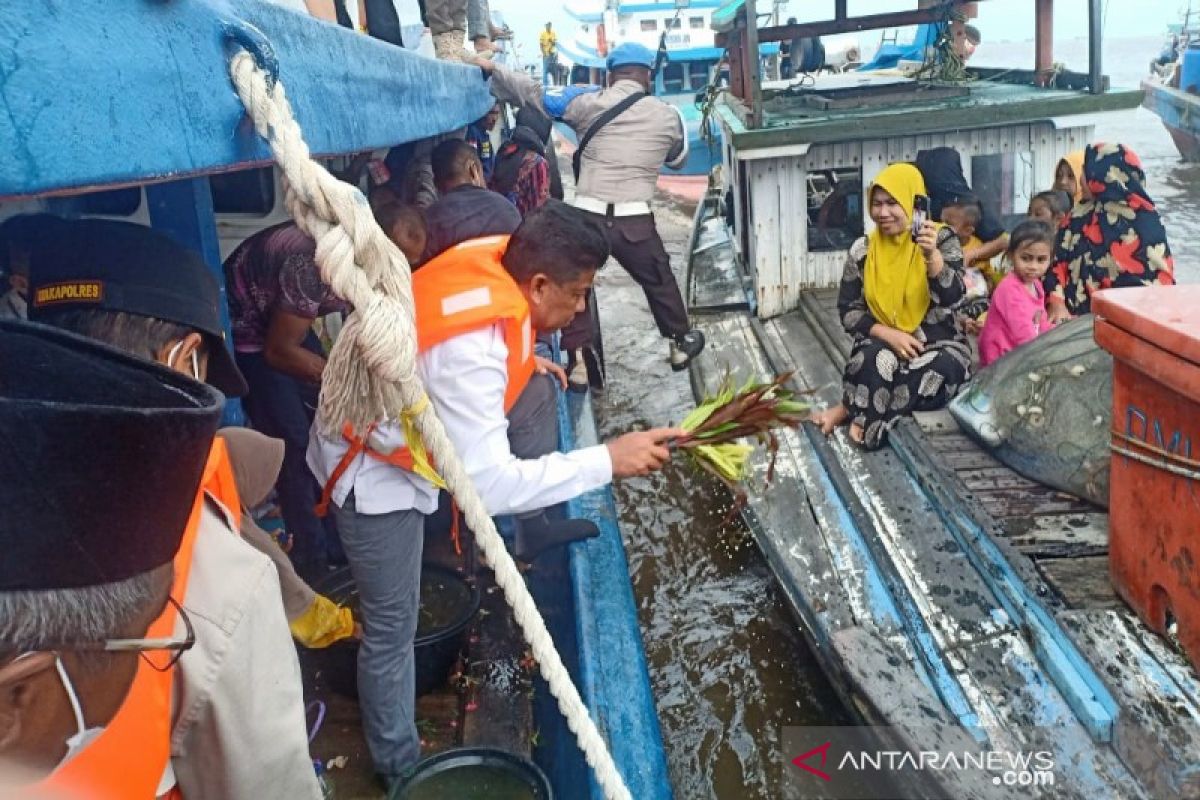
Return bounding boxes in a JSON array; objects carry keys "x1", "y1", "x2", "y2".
[{"x1": 1142, "y1": 4, "x2": 1200, "y2": 160}]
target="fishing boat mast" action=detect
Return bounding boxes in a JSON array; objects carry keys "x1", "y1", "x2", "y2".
[{"x1": 713, "y1": 0, "x2": 1110, "y2": 133}]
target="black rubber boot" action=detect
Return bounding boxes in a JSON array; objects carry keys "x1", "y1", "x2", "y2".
[
  {"x1": 514, "y1": 514, "x2": 600, "y2": 564},
  {"x1": 669, "y1": 329, "x2": 706, "y2": 372}
]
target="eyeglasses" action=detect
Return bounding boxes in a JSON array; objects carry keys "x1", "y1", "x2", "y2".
[
  {"x1": 2, "y1": 597, "x2": 197, "y2": 674},
  {"x1": 92, "y1": 597, "x2": 196, "y2": 672}
]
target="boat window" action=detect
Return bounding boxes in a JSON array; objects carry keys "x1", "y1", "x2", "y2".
[
  {"x1": 641, "y1": 19, "x2": 657, "y2": 32},
  {"x1": 689, "y1": 16, "x2": 705, "y2": 29},
  {"x1": 970, "y1": 151, "x2": 1035, "y2": 228},
  {"x1": 688, "y1": 61, "x2": 711, "y2": 89},
  {"x1": 807, "y1": 167, "x2": 864, "y2": 252},
  {"x1": 78, "y1": 187, "x2": 142, "y2": 216},
  {"x1": 666, "y1": 17, "x2": 681, "y2": 29},
  {"x1": 662, "y1": 63, "x2": 686, "y2": 93},
  {"x1": 209, "y1": 168, "x2": 276, "y2": 216}
]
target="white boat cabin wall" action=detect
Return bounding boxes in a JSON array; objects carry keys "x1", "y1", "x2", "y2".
[{"x1": 720, "y1": 119, "x2": 1096, "y2": 319}]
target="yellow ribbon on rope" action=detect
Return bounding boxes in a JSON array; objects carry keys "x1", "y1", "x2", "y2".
[{"x1": 399, "y1": 394, "x2": 447, "y2": 490}]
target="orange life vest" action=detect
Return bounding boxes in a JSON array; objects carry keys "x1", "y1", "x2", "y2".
[
  {"x1": 316, "y1": 235, "x2": 536, "y2": 516},
  {"x1": 414, "y1": 235, "x2": 535, "y2": 410},
  {"x1": 37, "y1": 439, "x2": 241, "y2": 800}
]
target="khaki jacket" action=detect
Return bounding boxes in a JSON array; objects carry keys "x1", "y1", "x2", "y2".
[{"x1": 488, "y1": 63, "x2": 687, "y2": 204}]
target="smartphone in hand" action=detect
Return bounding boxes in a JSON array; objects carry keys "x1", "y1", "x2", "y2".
[{"x1": 911, "y1": 194, "x2": 929, "y2": 242}]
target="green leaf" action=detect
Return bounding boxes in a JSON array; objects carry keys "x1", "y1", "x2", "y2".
[{"x1": 680, "y1": 398, "x2": 720, "y2": 432}]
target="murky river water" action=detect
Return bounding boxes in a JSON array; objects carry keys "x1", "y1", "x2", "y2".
[
  {"x1": 590, "y1": 34, "x2": 1199, "y2": 800},
  {"x1": 587, "y1": 198, "x2": 856, "y2": 799}
]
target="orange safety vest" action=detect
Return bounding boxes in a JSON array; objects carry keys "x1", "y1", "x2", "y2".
[
  {"x1": 316, "y1": 235, "x2": 535, "y2": 517},
  {"x1": 38, "y1": 439, "x2": 241, "y2": 800}
]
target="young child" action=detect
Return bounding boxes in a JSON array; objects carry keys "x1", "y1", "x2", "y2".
[
  {"x1": 978, "y1": 220, "x2": 1056, "y2": 367},
  {"x1": 1027, "y1": 190, "x2": 1071, "y2": 228},
  {"x1": 941, "y1": 197, "x2": 997, "y2": 330}
]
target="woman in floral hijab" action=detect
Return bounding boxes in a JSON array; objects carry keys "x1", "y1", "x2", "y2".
[{"x1": 1046, "y1": 143, "x2": 1175, "y2": 323}]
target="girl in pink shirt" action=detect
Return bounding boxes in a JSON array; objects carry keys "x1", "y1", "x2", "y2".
[{"x1": 978, "y1": 221, "x2": 1056, "y2": 367}]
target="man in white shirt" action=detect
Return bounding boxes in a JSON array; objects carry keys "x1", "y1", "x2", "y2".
[{"x1": 307, "y1": 200, "x2": 681, "y2": 786}]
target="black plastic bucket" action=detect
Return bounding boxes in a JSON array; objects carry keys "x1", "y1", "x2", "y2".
[
  {"x1": 389, "y1": 747, "x2": 552, "y2": 800},
  {"x1": 308, "y1": 563, "x2": 480, "y2": 698}
]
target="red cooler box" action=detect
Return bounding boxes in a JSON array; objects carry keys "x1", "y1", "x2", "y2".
[{"x1": 1094, "y1": 285, "x2": 1200, "y2": 668}]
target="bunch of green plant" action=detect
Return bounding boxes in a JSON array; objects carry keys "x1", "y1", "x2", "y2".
[{"x1": 673, "y1": 372, "x2": 812, "y2": 510}]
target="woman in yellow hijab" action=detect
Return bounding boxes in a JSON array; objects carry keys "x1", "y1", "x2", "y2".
[
  {"x1": 1054, "y1": 150, "x2": 1087, "y2": 203},
  {"x1": 812, "y1": 162, "x2": 973, "y2": 449}
]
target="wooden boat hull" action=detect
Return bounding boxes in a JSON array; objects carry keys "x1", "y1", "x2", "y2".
[
  {"x1": 1141, "y1": 79, "x2": 1200, "y2": 161},
  {"x1": 686, "y1": 189, "x2": 1200, "y2": 799}
]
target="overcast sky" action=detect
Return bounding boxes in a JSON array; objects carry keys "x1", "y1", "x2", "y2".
[{"x1": 489, "y1": 0, "x2": 1187, "y2": 67}]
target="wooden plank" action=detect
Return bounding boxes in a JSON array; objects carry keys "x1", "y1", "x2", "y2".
[
  {"x1": 692, "y1": 313, "x2": 862, "y2": 633},
  {"x1": 1002, "y1": 513, "x2": 1109, "y2": 558},
  {"x1": 927, "y1": 431, "x2": 989, "y2": 453},
  {"x1": 1059, "y1": 610, "x2": 1200, "y2": 800},
  {"x1": 959, "y1": 470, "x2": 1044, "y2": 492},
  {"x1": 1037, "y1": 556, "x2": 1122, "y2": 610},
  {"x1": 829, "y1": 628, "x2": 1012, "y2": 800},
  {"x1": 938, "y1": 450, "x2": 1007, "y2": 471},
  {"x1": 950, "y1": 630, "x2": 1147, "y2": 795},
  {"x1": 770, "y1": 310, "x2": 1022, "y2": 658},
  {"x1": 717, "y1": 5, "x2": 976, "y2": 45},
  {"x1": 977, "y1": 491, "x2": 1098, "y2": 519},
  {"x1": 913, "y1": 408, "x2": 959, "y2": 434}
]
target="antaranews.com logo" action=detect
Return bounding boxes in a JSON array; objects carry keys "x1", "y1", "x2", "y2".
[{"x1": 782, "y1": 727, "x2": 1057, "y2": 799}]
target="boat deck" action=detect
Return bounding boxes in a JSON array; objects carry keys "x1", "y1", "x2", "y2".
[
  {"x1": 689, "y1": 235, "x2": 1200, "y2": 797},
  {"x1": 717, "y1": 78, "x2": 1144, "y2": 151},
  {"x1": 304, "y1": 527, "x2": 535, "y2": 800}
]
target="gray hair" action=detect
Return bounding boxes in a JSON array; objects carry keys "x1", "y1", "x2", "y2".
[{"x1": 0, "y1": 566, "x2": 170, "y2": 661}]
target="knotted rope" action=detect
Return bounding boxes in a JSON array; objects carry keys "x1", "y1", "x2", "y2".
[{"x1": 228, "y1": 52, "x2": 632, "y2": 800}]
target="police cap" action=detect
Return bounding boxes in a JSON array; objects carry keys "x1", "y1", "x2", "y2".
[
  {"x1": 28, "y1": 219, "x2": 248, "y2": 398},
  {"x1": 606, "y1": 42, "x2": 657, "y2": 71}
]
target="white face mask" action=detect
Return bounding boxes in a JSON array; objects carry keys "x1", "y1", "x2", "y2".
[
  {"x1": 6, "y1": 652, "x2": 105, "y2": 776},
  {"x1": 164, "y1": 339, "x2": 201, "y2": 381}
]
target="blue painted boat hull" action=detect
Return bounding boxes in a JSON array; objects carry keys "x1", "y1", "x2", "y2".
[
  {"x1": 528, "y1": 387, "x2": 674, "y2": 800},
  {"x1": 1141, "y1": 79, "x2": 1200, "y2": 161},
  {"x1": 0, "y1": 0, "x2": 494, "y2": 198}
]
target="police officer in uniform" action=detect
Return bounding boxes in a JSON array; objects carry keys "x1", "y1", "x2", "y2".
[{"x1": 473, "y1": 42, "x2": 706, "y2": 388}]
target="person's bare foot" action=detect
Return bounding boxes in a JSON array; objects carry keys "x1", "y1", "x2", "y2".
[
  {"x1": 848, "y1": 422, "x2": 865, "y2": 445},
  {"x1": 811, "y1": 403, "x2": 849, "y2": 435}
]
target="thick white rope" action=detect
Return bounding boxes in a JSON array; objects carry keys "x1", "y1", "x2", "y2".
[{"x1": 228, "y1": 53, "x2": 632, "y2": 800}]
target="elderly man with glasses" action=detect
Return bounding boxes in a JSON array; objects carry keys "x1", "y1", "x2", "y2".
[
  {"x1": 23, "y1": 220, "x2": 322, "y2": 800},
  {"x1": 0, "y1": 319, "x2": 212, "y2": 792}
]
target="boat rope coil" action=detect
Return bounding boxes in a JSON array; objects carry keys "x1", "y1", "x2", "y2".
[{"x1": 227, "y1": 51, "x2": 632, "y2": 800}]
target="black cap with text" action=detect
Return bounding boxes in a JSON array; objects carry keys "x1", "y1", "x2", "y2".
[{"x1": 27, "y1": 218, "x2": 249, "y2": 397}]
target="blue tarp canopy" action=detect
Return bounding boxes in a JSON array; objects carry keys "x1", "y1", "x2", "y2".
[
  {"x1": 0, "y1": 0, "x2": 493, "y2": 198},
  {"x1": 858, "y1": 23, "x2": 942, "y2": 71}
]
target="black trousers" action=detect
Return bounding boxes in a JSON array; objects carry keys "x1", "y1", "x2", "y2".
[
  {"x1": 841, "y1": 337, "x2": 971, "y2": 451},
  {"x1": 562, "y1": 211, "x2": 689, "y2": 350}
]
